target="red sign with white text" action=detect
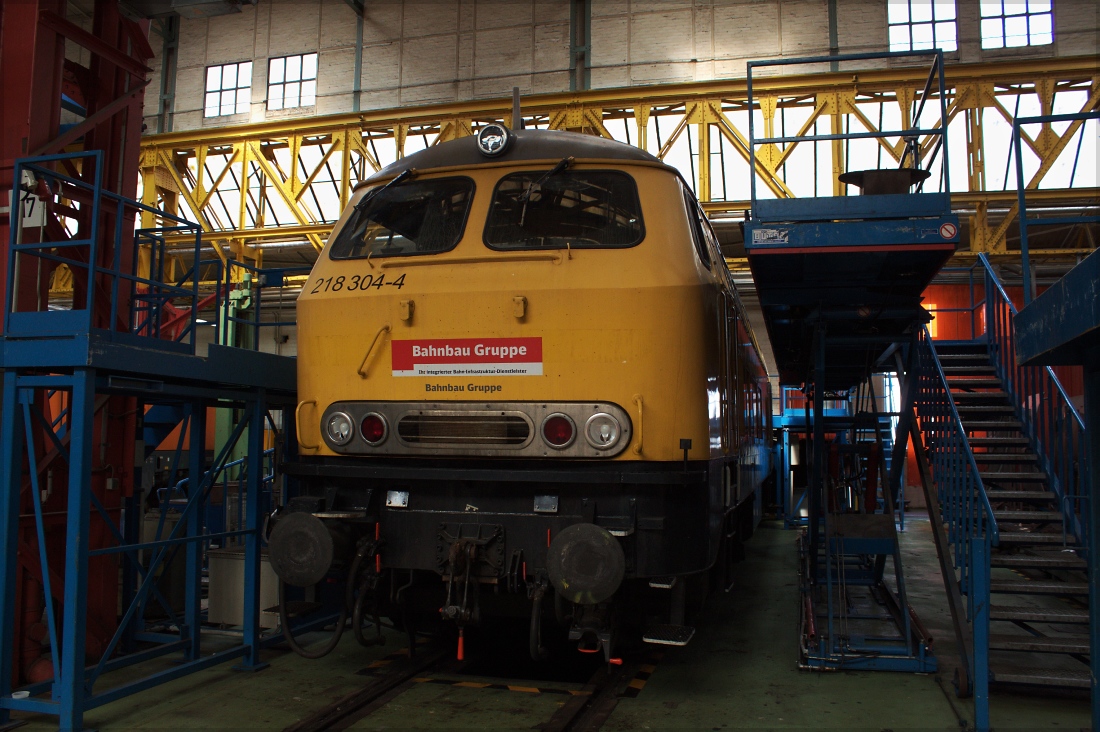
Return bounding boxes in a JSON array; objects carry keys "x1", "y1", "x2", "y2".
[{"x1": 391, "y1": 337, "x2": 543, "y2": 377}]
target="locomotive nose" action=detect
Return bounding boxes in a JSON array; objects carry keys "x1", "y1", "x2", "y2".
[{"x1": 547, "y1": 523, "x2": 625, "y2": 605}]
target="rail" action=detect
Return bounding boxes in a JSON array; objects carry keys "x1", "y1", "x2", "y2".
[
  {"x1": 913, "y1": 326, "x2": 996, "y2": 724},
  {"x1": 6, "y1": 152, "x2": 204, "y2": 350},
  {"x1": 978, "y1": 253, "x2": 1090, "y2": 554}
]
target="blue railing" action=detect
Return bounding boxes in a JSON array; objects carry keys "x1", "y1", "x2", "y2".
[
  {"x1": 980, "y1": 254, "x2": 1089, "y2": 554},
  {"x1": 914, "y1": 326, "x2": 996, "y2": 727},
  {"x1": 5, "y1": 152, "x2": 205, "y2": 350}
]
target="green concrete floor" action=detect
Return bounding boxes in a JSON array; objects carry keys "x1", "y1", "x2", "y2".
[{"x1": 12, "y1": 516, "x2": 1093, "y2": 730}]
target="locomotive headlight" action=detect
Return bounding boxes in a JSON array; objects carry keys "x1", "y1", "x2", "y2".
[
  {"x1": 325, "y1": 412, "x2": 355, "y2": 446},
  {"x1": 360, "y1": 412, "x2": 388, "y2": 445},
  {"x1": 584, "y1": 413, "x2": 621, "y2": 450},
  {"x1": 541, "y1": 413, "x2": 576, "y2": 449}
]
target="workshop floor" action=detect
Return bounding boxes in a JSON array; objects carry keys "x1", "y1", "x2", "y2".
[{"x1": 12, "y1": 515, "x2": 1092, "y2": 730}]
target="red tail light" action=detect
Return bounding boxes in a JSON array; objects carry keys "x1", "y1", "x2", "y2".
[
  {"x1": 360, "y1": 413, "x2": 388, "y2": 445},
  {"x1": 542, "y1": 414, "x2": 575, "y2": 448}
]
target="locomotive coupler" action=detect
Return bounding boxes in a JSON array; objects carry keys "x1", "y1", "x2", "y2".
[{"x1": 567, "y1": 603, "x2": 614, "y2": 663}]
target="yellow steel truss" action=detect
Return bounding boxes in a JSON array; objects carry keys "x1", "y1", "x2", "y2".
[{"x1": 135, "y1": 56, "x2": 1097, "y2": 279}]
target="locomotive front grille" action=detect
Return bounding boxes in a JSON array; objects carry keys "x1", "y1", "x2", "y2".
[{"x1": 397, "y1": 413, "x2": 531, "y2": 447}]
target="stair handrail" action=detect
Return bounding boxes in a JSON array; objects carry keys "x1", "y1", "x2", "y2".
[{"x1": 976, "y1": 253, "x2": 1088, "y2": 550}]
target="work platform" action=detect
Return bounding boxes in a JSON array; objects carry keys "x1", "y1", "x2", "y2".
[
  {"x1": 745, "y1": 50, "x2": 957, "y2": 676},
  {"x1": 0, "y1": 152, "x2": 298, "y2": 731}
]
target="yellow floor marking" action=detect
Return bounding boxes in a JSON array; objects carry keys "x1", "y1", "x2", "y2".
[
  {"x1": 640, "y1": 664, "x2": 656, "y2": 673},
  {"x1": 454, "y1": 681, "x2": 493, "y2": 688},
  {"x1": 628, "y1": 679, "x2": 646, "y2": 690},
  {"x1": 507, "y1": 685, "x2": 541, "y2": 693}
]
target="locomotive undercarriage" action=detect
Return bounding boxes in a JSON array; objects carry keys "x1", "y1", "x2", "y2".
[{"x1": 274, "y1": 456, "x2": 756, "y2": 660}]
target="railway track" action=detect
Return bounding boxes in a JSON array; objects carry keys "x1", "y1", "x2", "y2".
[{"x1": 283, "y1": 640, "x2": 646, "y2": 732}]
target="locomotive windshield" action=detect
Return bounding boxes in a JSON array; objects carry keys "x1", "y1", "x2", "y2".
[
  {"x1": 329, "y1": 176, "x2": 474, "y2": 259},
  {"x1": 484, "y1": 171, "x2": 644, "y2": 250}
]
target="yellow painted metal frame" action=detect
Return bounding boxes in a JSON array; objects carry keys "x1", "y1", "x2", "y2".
[{"x1": 135, "y1": 56, "x2": 1098, "y2": 281}]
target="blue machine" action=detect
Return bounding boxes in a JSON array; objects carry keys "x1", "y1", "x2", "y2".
[
  {"x1": 745, "y1": 50, "x2": 957, "y2": 674},
  {"x1": 0, "y1": 152, "x2": 302, "y2": 731}
]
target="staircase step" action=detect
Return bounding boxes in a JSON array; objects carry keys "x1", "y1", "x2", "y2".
[
  {"x1": 950, "y1": 391, "x2": 1009, "y2": 400},
  {"x1": 642, "y1": 624, "x2": 695, "y2": 646},
  {"x1": 942, "y1": 366, "x2": 996, "y2": 374},
  {"x1": 992, "y1": 668, "x2": 1091, "y2": 689},
  {"x1": 990, "y1": 606, "x2": 1089, "y2": 624},
  {"x1": 972, "y1": 453, "x2": 1038, "y2": 463},
  {"x1": 993, "y1": 510, "x2": 1064, "y2": 522},
  {"x1": 990, "y1": 580, "x2": 1089, "y2": 596},
  {"x1": 986, "y1": 490, "x2": 1056, "y2": 502},
  {"x1": 997, "y1": 533, "x2": 1072, "y2": 546},
  {"x1": 969, "y1": 437, "x2": 1030, "y2": 447},
  {"x1": 945, "y1": 378, "x2": 1003, "y2": 387},
  {"x1": 989, "y1": 635, "x2": 1090, "y2": 655},
  {"x1": 992, "y1": 553, "x2": 1086, "y2": 570},
  {"x1": 957, "y1": 405, "x2": 1016, "y2": 414},
  {"x1": 961, "y1": 420, "x2": 1024, "y2": 431},
  {"x1": 979, "y1": 471, "x2": 1049, "y2": 483}
]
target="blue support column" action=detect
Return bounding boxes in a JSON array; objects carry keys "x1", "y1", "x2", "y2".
[
  {"x1": 0, "y1": 372, "x2": 25, "y2": 723},
  {"x1": 59, "y1": 369, "x2": 95, "y2": 732},
  {"x1": 184, "y1": 401, "x2": 206, "y2": 660},
  {"x1": 1084, "y1": 348, "x2": 1100, "y2": 732},
  {"x1": 236, "y1": 393, "x2": 269, "y2": 671},
  {"x1": 972, "y1": 536, "x2": 990, "y2": 732}
]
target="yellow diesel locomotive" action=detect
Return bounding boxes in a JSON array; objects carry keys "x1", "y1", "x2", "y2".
[{"x1": 274, "y1": 124, "x2": 771, "y2": 661}]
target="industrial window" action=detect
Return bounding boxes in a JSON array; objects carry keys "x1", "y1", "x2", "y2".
[
  {"x1": 268, "y1": 53, "x2": 318, "y2": 111},
  {"x1": 980, "y1": 0, "x2": 1052, "y2": 49},
  {"x1": 887, "y1": 1, "x2": 958, "y2": 52},
  {"x1": 204, "y1": 62, "x2": 252, "y2": 117}
]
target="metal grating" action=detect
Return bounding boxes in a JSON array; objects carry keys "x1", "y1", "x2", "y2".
[{"x1": 397, "y1": 414, "x2": 530, "y2": 447}]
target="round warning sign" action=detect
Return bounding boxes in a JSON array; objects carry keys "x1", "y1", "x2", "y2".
[{"x1": 939, "y1": 222, "x2": 958, "y2": 239}]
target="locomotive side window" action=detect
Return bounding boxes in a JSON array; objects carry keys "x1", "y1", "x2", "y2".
[
  {"x1": 484, "y1": 171, "x2": 643, "y2": 250},
  {"x1": 681, "y1": 184, "x2": 711, "y2": 269},
  {"x1": 329, "y1": 177, "x2": 475, "y2": 260}
]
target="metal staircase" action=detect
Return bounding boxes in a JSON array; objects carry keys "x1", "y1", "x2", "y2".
[{"x1": 909, "y1": 254, "x2": 1090, "y2": 730}]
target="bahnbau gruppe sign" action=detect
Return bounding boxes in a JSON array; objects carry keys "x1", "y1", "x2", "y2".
[{"x1": 391, "y1": 337, "x2": 543, "y2": 377}]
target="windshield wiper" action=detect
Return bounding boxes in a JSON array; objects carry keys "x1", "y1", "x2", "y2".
[
  {"x1": 518, "y1": 156, "x2": 573, "y2": 227},
  {"x1": 355, "y1": 167, "x2": 418, "y2": 211}
]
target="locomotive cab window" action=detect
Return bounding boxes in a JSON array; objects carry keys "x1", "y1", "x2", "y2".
[
  {"x1": 329, "y1": 176, "x2": 474, "y2": 260},
  {"x1": 484, "y1": 170, "x2": 643, "y2": 250}
]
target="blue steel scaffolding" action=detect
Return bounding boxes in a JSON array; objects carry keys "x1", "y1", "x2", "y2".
[
  {"x1": 0, "y1": 152, "x2": 298, "y2": 731},
  {"x1": 745, "y1": 49, "x2": 957, "y2": 674}
]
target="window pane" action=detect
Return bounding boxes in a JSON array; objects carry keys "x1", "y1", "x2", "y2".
[
  {"x1": 979, "y1": 0, "x2": 1002, "y2": 17},
  {"x1": 221, "y1": 64, "x2": 236, "y2": 89},
  {"x1": 1030, "y1": 29, "x2": 1052, "y2": 45},
  {"x1": 1029, "y1": 0, "x2": 1051, "y2": 12},
  {"x1": 269, "y1": 58, "x2": 284, "y2": 84},
  {"x1": 302, "y1": 80, "x2": 316, "y2": 105},
  {"x1": 936, "y1": 21, "x2": 957, "y2": 50},
  {"x1": 889, "y1": 24, "x2": 911, "y2": 51},
  {"x1": 1029, "y1": 13, "x2": 1052, "y2": 38},
  {"x1": 888, "y1": 2, "x2": 909, "y2": 23},
  {"x1": 981, "y1": 18, "x2": 1004, "y2": 47},
  {"x1": 1005, "y1": 15, "x2": 1028, "y2": 45},
  {"x1": 912, "y1": 22, "x2": 934, "y2": 49},
  {"x1": 286, "y1": 55, "x2": 301, "y2": 82},
  {"x1": 303, "y1": 53, "x2": 318, "y2": 79},
  {"x1": 238, "y1": 62, "x2": 252, "y2": 89},
  {"x1": 285, "y1": 81, "x2": 300, "y2": 106},
  {"x1": 934, "y1": 0, "x2": 956, "y2": 21},
  {"x1": 1002, "y1": 1, "x2": 1025, "y2": 15},
  {"x1": 205, "y1": 92, "x2": 220, "y2": 116},
  {"x1": 220, "y1": 89, "x2": 236, "y2": 116},
  {"x1": 911, "y1": 0, "x2": 933, "y2": 23},
  {"x1": 268, "y1": 84, "x2": 283, "y2": 109},
  {"x1": 237, "y1": 87, "x2": 251, "y2": 114}
]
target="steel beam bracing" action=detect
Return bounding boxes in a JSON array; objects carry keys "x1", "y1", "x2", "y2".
[{"x1": 123, "y1": 54, "x2": 1099, "y2": 291}]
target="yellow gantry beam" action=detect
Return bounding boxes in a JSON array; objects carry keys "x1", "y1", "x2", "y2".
[{"x1": 135, "y1": 55, "x2": 1098, "y2": 270}]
